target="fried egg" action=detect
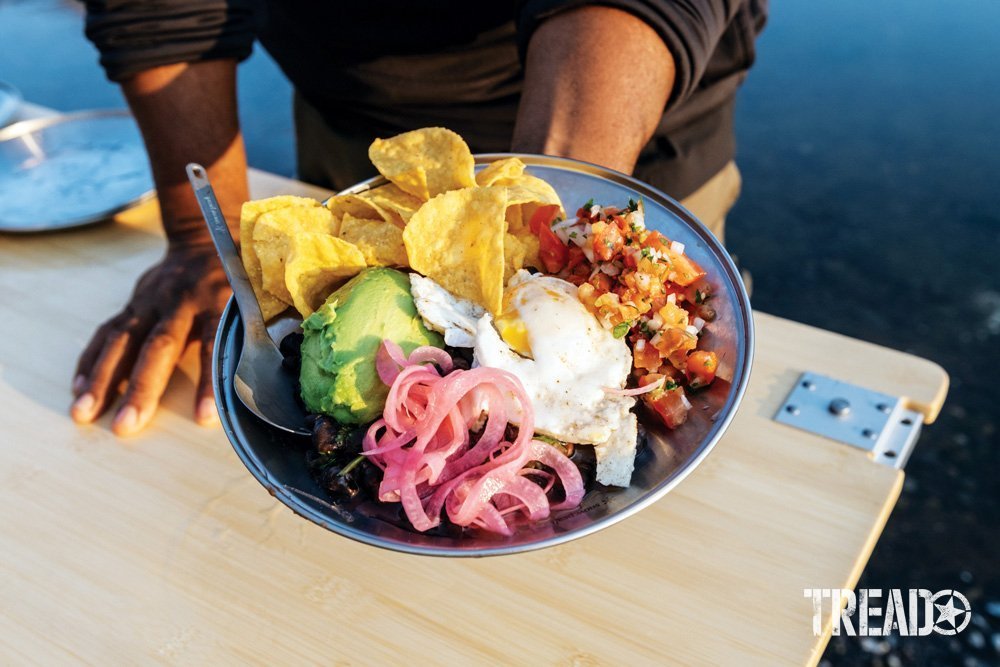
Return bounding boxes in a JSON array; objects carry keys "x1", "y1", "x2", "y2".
[
  {"x1": 409, "y1": 273, "x2": 485, "y2": 347},
  {"x1": 473, "y1": 270, "x2": 635, "y2": 447}
]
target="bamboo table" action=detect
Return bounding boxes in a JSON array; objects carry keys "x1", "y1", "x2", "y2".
[{"x1": 0, "y1": 160, "x2": 947, "y2": 664}]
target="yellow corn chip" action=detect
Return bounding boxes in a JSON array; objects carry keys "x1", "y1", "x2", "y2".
[
  {"x1": 476, "y1": 157, "x2": 526, "y2": 187},
  {"x1": 239, "y1": 195, "x2": 321, "y2": 319},
  {"x1": 339, "y1": 213, "x2": 409, "y2": 267},
  {"x1": 503, "y1": 233, "x2": 527, "y2": 283},
  {"x1": 504, "y1": 174, "x2": 562, "y2": 208},
  {"x1": 326, "y1": 194, "x2": 380, "y2": 230},
  {"x1": 504, "y1": 173, "x2": 565, "y2": 235},
  {"x1": 505, "y1": 203, "x2": 525, "y2": 235},
  {"x1": 368, "y1": 127, "x2": 476, "y2": 200},
  {"x1": 357, "y1": 183, "x2": 423, "y2": 225},
  {"x1": 403, "y1": 186, "x2": 507, "y2": 315},
  {"x1": 252, "y1": 206, "x2": 338, "y2": 304},
  {"x1": 284, "y1": 233, "x2": 367, "y2": 318},
  {"x1": 515, "y1": 232, "x2": 540, "y2": 273}
]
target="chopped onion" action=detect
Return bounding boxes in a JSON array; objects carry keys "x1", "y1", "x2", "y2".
[
  {"x1": 552, "y1": 217, "x2": 579, "y2": 232},
  {"x1": 670, "y1": 241, "x2": 686, "y2": 254},
  {"x1": 666, "y1": 293, "x2": 676, "y2": 305},
  {"x1": 693, "y1": 316, "x2": 706, "y2": 332},
  {"x1": 599, "y1": 263, "x2": 621, "y2": 276},
  {"x1": 685, "y1": 325, "x2": 700, "y2": 336},
  {"x1": 680, "y1": 393, "x2": 693, "y2": 410}
]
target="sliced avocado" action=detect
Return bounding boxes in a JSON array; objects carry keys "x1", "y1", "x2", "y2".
[{"x1": 300, "y1": 267, "x2": 444, "y2": 423}]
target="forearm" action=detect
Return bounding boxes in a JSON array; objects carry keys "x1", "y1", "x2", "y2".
[
  {"x1": 122, "y1": 59, "x2": 248, "y2": 246},
  {"x1": 511, "y1": 6, "x2": 675, "y2": 174}
]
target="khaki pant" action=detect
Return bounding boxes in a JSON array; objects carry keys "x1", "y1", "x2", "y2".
[
  {"x1": 678, "y1": 161, "x2": 741, "y2": 244},
  {"x1": 295, "y1": 93, "x2": 741, "y2": 242}
]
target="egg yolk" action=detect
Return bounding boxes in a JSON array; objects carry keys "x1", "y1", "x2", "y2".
[{"x1": 495, "y1": 314, "x2": 532, "y2": 358}]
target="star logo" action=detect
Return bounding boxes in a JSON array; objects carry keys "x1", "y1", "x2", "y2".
[{"x1": 931, "y1": 589, "x2": 972, "y2": 635}]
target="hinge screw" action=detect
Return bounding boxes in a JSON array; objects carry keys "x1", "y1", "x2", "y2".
[{"x1": 829, "y1": 398, "x2": 851, "y2": 417}]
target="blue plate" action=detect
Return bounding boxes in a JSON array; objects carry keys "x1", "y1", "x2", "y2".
[{"x1": 0, "y1": 109, "x2": 153, "y2": 232}]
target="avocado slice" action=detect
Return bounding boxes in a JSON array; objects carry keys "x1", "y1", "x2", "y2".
[{"x1": 300, "y1": 267, "x2": 444, "y2": 423}]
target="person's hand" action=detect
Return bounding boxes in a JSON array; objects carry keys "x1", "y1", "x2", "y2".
[{"x1": 71, "y1": 244, "x2": 231, "y2": 436}]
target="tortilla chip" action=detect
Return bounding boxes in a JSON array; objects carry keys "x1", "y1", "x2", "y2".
[
  {"x1": 516, "y1": 232, "x2": 540, "y2": 272},
  {"x1": 339, "y1": 213, "x2": 409, "y2": 267},
  {"x1": 504, "y1": 174, "x2": 563, "y2": 208},
  {"x1": 284, "y1": 233, "x2": 367, "y2": 318},
  {"x1": 357, "y1": 183, "x2": 423, "y2": 225},
  {"x1": 504, "y1": 174, "x2": 564, "y2": 235},
  {"x1": 505, "y1": 203, "x2": 525, "y2": 235},
  {"x1": 368, "y1": 127, "x2": 476, "y2": 200},
  {"x1": 403, "y1": 186, "x2": 507, "y2": 315},
  {"x1": 239, "y1": 196, "x2": 320, "y2": 319},
  {"x1": 252, "y1": 206, "x2": 338, "y2": 303},
  {"x1": 326, "y1": 194, "x2": 381, "y2": 231},
  {"x1": 503, "y1": 233, "x2": 528, "y2": 283},
  {"x1": 476, "y1": 157, "x2": 526, "y2": 187}
]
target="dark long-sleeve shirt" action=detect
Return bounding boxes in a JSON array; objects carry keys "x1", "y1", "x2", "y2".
[{"x1": 83, "y1": 0, "x2": 767, "y2": 199}]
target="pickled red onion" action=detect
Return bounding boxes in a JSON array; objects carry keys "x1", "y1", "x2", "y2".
[
  {"x1": 364, "y1": 341, "x2": 584, "y2": 535},
  {"x1": 603, "y1": 376, "x2": 664, "y2": 396}
]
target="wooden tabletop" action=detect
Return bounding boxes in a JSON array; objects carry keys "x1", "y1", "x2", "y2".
[{"x1": 0, "y1": 167, "x2": 947, "y2": 665}]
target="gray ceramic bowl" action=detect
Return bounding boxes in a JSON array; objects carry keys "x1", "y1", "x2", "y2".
[{"x1": 213, "y1": 154, "x2": 754, "y2": 556}]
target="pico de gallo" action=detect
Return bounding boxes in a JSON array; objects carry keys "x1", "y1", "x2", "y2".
[{"x1": 527, "y1": 199, "x2": 720, "y2": 429}]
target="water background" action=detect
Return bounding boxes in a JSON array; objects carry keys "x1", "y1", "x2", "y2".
[{"x1": 1, "y1": 1, "x2": 998, "y2": 663}]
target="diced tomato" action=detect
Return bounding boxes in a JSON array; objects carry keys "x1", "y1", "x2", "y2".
[
  {"x1": 591, "y1": 221, "x2": 624, "y2": 261},
  {"x1": 666, "y1": 252, "x2": 707, "y2": 286},
  {"x1": 622, "y1": 247, "x2": 640, "y2": 270},
  {"x1": 538, "y1": 224, "x2": 569, "y2": 273},
  {"x1": 609, "y1": 214, "x2": 629, "y2": 234},
  {"x1": 664, "y1": 283, "x2": 687, "y2": 303},
  {"x1": 590, "y1": 272, "x2": 613, "y2": 293},
  {"x1": 566, "y1": 245, "x2": 587, "y2": 271},
  {"x1": 642, "y1": 230, "x2": 671, "y2": 254},
  {"x1": 632, "y1": 339, "x2": 662, "y2": 371},
  {"x1": 638, "y1": 373, "x2": 664, "y2": 389},
  {"x1": 651, "y1": 327, "x2": 696, "y2": 357},
  {"x1": 529, "y1": 204, "x2": 561, "y2": 236},
  {"x1": 686, "y1": 350, "x2": 718, "y2": 388},
  {"x1": 644, "y1": 386, "x2": 690, "y2": 429}
]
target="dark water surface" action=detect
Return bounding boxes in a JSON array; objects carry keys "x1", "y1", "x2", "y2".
[{"x1": 2, "y1": 0, "x2": 998, "y2": 663}]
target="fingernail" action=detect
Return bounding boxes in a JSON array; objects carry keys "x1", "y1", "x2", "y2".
[
  {"x1": 72, "y1": 374, "x2": 86, "y2": 395},
  {"x1": 196, "y1": 397, "x2": 219, "y2": 425},
  {"x1": 71, "y1": 393, "x2": 96, "y2": 420},
  {"x1": 113, "y1": 405, "x2": 139, "y2": 434}
]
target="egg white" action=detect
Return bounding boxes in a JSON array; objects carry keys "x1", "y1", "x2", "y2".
[{"x1": 473, "y1": 270, "x2": 635, "y2": 446}]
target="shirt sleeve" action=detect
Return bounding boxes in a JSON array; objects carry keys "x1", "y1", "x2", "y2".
[
  {"x1": 83, "y1": 0, "x2": 258, "y2": 82},
  {"x1": 516, "y1": 0, "x2": 743, "y2": 110}
]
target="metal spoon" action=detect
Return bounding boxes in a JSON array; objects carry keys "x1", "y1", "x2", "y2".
[{"x1": 186, "y1": 163, "x2": 309, "y2": 436}]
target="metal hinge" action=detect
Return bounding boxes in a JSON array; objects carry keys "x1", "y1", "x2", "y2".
[{"x1": 774, "y1": 372, "x2": 922, "y2": 469}]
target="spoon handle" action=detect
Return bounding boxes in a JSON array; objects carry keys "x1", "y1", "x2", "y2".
[{"x1": 186, "y1": 163, "x2": 272, "y2": 347}]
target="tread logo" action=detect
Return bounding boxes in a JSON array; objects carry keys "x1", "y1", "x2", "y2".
[{"x1": 804, "y1": 588, "x2": 971, "y2": 636}]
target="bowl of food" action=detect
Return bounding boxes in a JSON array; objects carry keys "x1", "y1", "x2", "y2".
[{"x1": 212, "y1": 128, "x2": 753, "y2": 556}]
